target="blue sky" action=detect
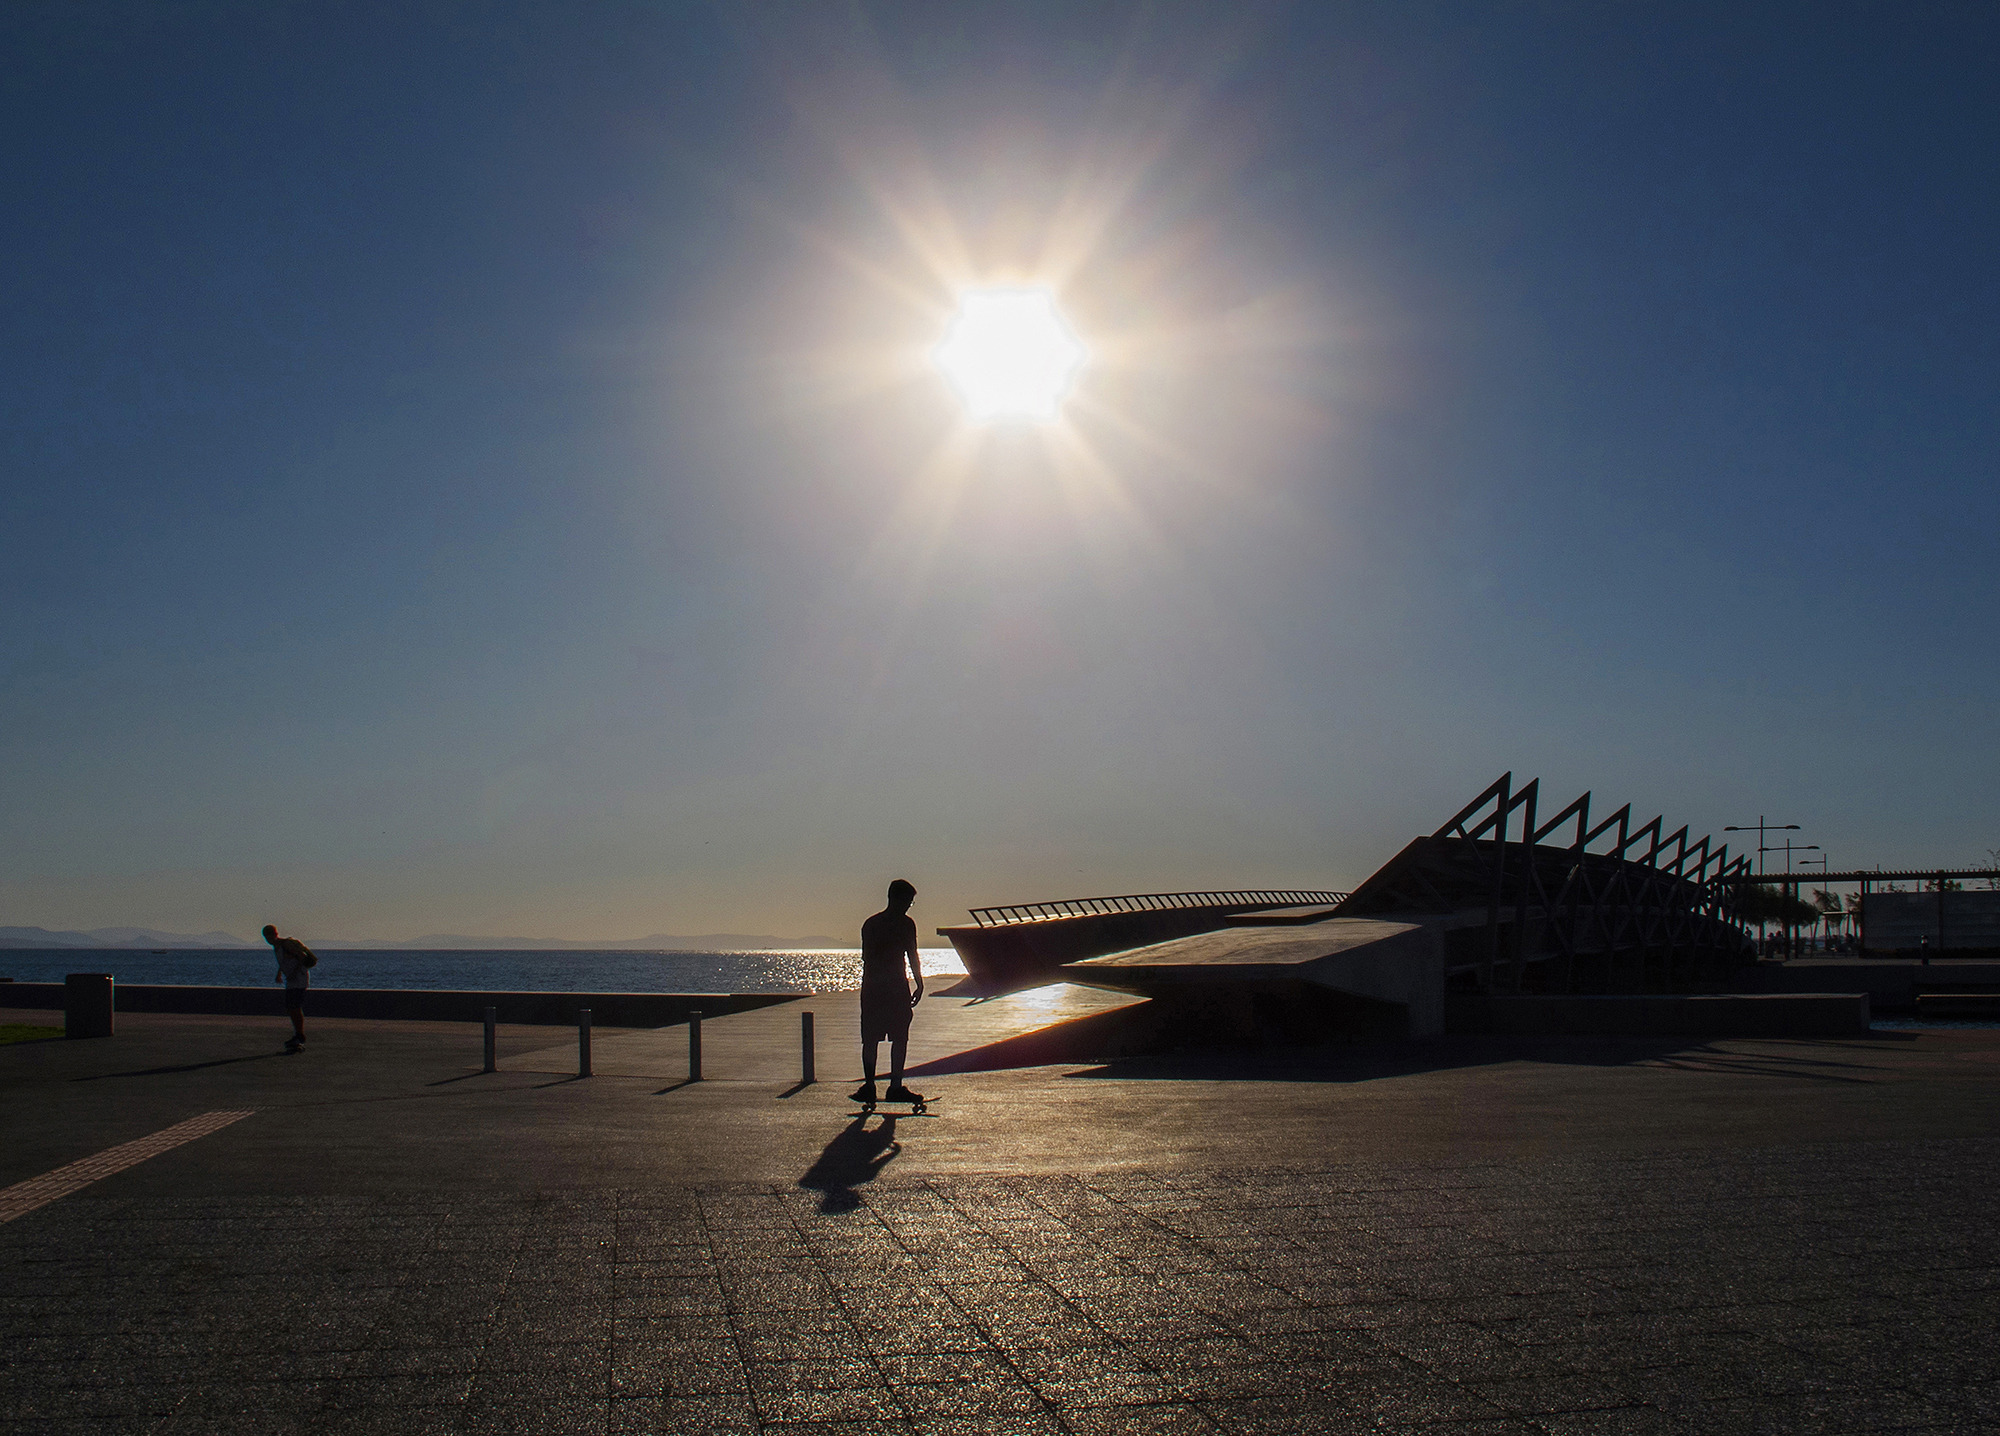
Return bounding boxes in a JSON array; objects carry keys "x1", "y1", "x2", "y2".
[{"x1": 4, "y1": 2, "x2": 1995, "y2": 942}]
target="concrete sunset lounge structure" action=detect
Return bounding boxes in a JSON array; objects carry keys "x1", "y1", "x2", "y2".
[{"x1": 942, "y1": 773, "x2": 1779, "y2": 1039}]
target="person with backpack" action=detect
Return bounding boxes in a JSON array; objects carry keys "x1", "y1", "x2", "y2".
[{"x1": 263, "y1": 924, "x2": 317, "y2": 1050}]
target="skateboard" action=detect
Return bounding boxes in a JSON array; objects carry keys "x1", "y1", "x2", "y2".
[{"x1": 852, "y1": 1095, "x2": 936, "y2": 1117}]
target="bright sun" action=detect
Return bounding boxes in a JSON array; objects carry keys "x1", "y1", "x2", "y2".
[{"x1": 932, "y1": 287, "x2": 1088, "y2": 422}]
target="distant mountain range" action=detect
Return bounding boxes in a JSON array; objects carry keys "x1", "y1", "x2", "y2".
[
  {"x1": 0, "y1": 926, "x2": 846, "y2": 951},
  {"x1": 0, "y1": 926, "x2": 255, "y2": 949}
]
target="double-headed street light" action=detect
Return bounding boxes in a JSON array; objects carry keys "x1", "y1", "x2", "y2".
[
  {"x1": 1723, "y1": 818, "x2": 1799, "y2": 877},
  {"x1": 1764, "y1": 840, "x2": 1819, "y2": 876}
]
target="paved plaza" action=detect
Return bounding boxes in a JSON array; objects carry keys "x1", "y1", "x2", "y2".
[{"x1": 4, "y1": 1006, "x2": 2000, "y2": 1434}]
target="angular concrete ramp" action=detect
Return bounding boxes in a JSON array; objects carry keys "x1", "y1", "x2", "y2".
[
  {"x1": 1061, "y1": 917, "x2": 1446, "y2": 1037},
  {"x1": 495, "y1": 983, "x2": 1152, "y2": 1082}
]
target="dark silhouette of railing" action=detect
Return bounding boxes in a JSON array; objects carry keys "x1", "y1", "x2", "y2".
[
  {"x1": 966, "y1": 890, "x2": 1348, "y2": 929},
  {"x1": 1714, "y1": 868, "x2": 1997, "y2": 886}
]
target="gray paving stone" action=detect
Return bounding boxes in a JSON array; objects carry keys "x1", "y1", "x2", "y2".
[
  {"x1": 656, "y1": 1392, "x2": 761, "y2": 1432},
  {"x1": 890, "y1": 1378, "x2": 1044, "y2": 1417},
  {"x1": 452, "y1": 1397, "x2": 609, "y2": 1435},
  {"x1": 751, "y1": 1382, "x2": 902, "y2": 1423},
  {"x1": 908, "y1": 1415, "x2": 1062, "y2": 1436},
  {"x1": 745, "y1": 1357, "x2": 885, "y2": 1393},
  {"x1": 1064, "y1": 1404, "x2": 1223, "y2": 1433}
]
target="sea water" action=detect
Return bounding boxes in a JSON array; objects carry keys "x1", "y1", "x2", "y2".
[{"x1": 0, "y1": 948, "x2": 966, "y2": 994}]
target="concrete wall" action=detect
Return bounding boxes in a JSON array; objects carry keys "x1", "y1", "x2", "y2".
[
  {"x1": 1915, "y1": 993, "x2": 2000, "y2": 1019},
  {"x1": 1736, "y1": 962, "x2": 2000, "y2": 1008},
  {"x1": 1305, "y1": 922, "x2": 1446, "y2": 1038},
  {"x1": 0, "y1": 983, "x2": 794, "y2": 1028},
  {"x1": 1058, "y1": 918, "x2": 1447, "y2": 1042},
  {"x1": 1863, "y1": 891, "x2": 2000, "y2": 952},
  {"x1": 1446, "y1": 991, "x2": 1871, "y2": 1037}
]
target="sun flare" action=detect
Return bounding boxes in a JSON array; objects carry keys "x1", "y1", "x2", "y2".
[{"x1": 932, "y1": 287, "x2": 1088, "y2": 422}]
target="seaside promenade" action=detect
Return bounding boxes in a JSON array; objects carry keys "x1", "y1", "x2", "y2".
[{"x1": 5, "y1": 1000, "x2": 2000, "y2": 1434}]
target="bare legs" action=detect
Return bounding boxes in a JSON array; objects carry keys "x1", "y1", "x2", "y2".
[
  {"x1": 858, "y1": 1034, "x2": 909, "y2": 1093},
  {"x1": 859, "y1": 1035, "x2": 908, "y2": 1088}
]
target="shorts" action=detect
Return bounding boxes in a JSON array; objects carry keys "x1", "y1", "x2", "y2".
[
  {"x1": 860, "y1": 982, "x2": 911, "y2": 1045},
  {"x1": 284, "y1": 986, "x2": 308, "y2": 1011}
]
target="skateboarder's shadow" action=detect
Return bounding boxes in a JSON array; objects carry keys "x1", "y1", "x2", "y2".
[{"x1": 800, "y1": 1117, "x2": 901, "y2": 1214}]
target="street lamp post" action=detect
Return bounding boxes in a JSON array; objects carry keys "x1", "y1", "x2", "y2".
[{"x1": 1724, "y1": 818, "x2": 1801, "y2": 956}]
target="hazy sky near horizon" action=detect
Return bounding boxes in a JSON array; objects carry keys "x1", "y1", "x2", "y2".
[{"x1": 4, "y1": 2, "x2": 1996, "y2": 943}]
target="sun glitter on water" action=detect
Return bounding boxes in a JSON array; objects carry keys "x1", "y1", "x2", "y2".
[{"x1": 932, "y1": 286, "x2": 1089, "y2": 422}]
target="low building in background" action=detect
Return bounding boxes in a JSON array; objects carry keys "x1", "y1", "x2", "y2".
[{"x1": 1863, "y1": 890, "x2": 2000, "y2": 953}]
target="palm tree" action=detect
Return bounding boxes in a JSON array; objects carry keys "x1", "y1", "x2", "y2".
[{"x1": 1812, "y1": 889, "x2": 1843, "y2": 949}]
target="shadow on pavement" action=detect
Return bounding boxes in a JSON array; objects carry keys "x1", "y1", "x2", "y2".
[
  {"x1": 73, "y1": 1050, "x2": 292, "y2": 1080},
  {"x1": 799, "y1": 1116, "x2": 901, "y2": 1214},
  {"x1": 1063, "y1": 1032, "x2": 1919, "y2": 1085}
]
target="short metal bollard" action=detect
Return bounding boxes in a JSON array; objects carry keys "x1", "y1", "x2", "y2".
[
  {"x1": 483, "y1": 1007, "x2": 497, "y2": 1073},
  {"x1": 578, "y1": 1008, "x2": 592, "y2": 1078},
  {"x1": 801, "y1": 1010, "x2": 815, "y2": 1084},
  {"x1": 65, "y1": 973, "x2": 114, "y2": 1040},
  {"x1": 688, "y1": 1009, "x2": 703, "y2": 1082}
]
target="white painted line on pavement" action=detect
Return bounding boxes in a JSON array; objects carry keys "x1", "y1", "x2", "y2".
[{"x1": 0, "y1": 1110, "x2": 256, "y2": 1223}]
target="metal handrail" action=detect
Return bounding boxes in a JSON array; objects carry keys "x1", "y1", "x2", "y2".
[
  {"x1": 1711, "y1": 868, "x2": 2000, "y2": 886},
  {"x1": 964, "y1": 889, "x2": 1349, "y2": 929}
]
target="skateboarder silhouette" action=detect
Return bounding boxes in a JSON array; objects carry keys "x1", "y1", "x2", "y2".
[{"x1": 853, "y1": 879, "x2": 924, "y2": 1108}]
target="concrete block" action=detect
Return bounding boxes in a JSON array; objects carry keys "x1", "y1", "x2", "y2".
[
  {"x1": 1061, "y1": 918, "x2": 1446, "y2": 1041},
  {"x1": 1735, "y1": 961, "x2": 2000, "y2": 1010},
  {"x1": 64, "y1": 972, "x2": 114, "y2": 1038},
  {"x1": 1303, "y1": 923, "x2": 1445, "y2": 1037},
  {"x1": 1915, "y1": 993, "x2": 2000, "y2": 1019}
]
